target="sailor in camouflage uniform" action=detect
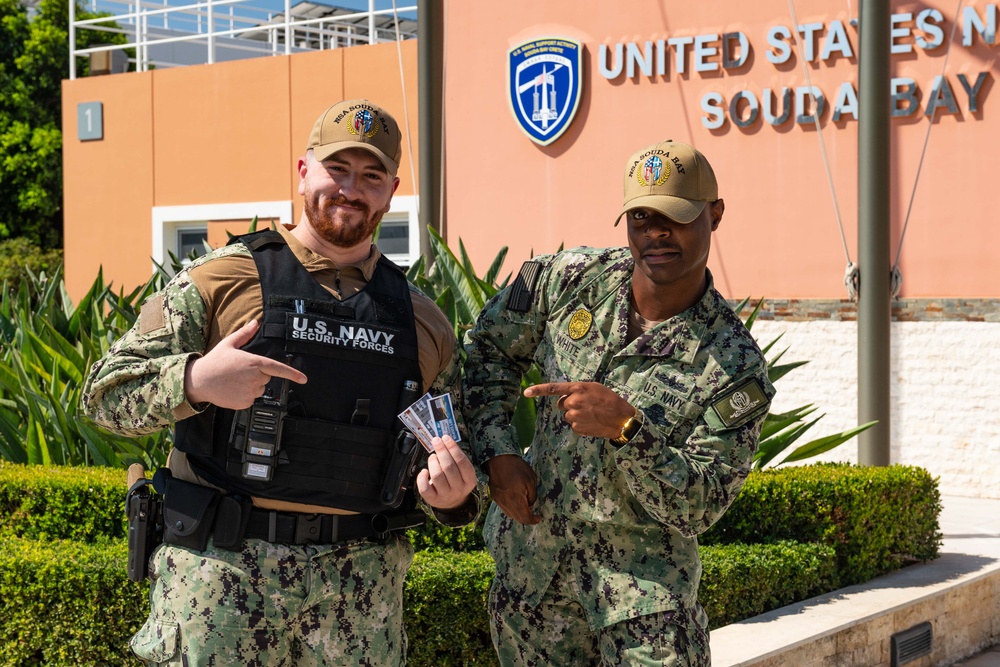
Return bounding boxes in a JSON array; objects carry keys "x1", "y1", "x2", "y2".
[
  {"x1": 84, "y1": 100, "x2": 480, "y2": 667},
  {"x1": 464, "y1": 140, "x2": 774, "y2": 667}
]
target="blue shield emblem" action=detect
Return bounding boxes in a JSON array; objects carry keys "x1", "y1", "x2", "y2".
[{"x1": 507, "y1": 38, "x2": 583, "y2": 146}]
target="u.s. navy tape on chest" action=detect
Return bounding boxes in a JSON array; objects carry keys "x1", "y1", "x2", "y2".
[
  {"x1": 288, "y1": 314, "x2": 398, "y2": 355},
  {"x1": 506, "y1": 260, "x2": 543, "y2": 313},
  {"x1": 709, "y1": 377, "x2": 769, "y2": 429}
]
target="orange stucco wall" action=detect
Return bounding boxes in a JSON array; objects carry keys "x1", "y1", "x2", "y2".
[
  {"x1": 62, "y1": 3, "x2": 999, "y2": 301},
  {"x1": 63, "y1": 71, "x2": 155, "y2": 298},
  {"x1": 443, "y1": 0, "x2": 1000, "y2": 299},
  {"x1": 62, "y1": 40, "x2": 419, "y2": 300}
]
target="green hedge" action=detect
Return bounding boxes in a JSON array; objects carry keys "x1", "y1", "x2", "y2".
[
  {"x1": 702, "y1": 462, "x2": 942, "y2": 585},
  {"x1": 0, "y1": 462, "x2": 940, "y2": 666},
  {"x1": 0, "y1": 536, "x2": 835, "y2": 667},
  {"x1": 0, "y1": 537, "x2": 146, "y2": 667},
  {"x1": 404, "y1": 549, "x2": 497, "y2": 667},
  {"x1": 0, "y1": 462, "x2": 127, "y2": 542},
  {"x1": 700, "y1": 540, "x2": 837, "y2": 628}
]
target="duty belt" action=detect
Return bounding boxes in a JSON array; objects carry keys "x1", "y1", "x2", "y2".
[{"x1": 242, "y1": 507, "x2": 426, "y2": 545}]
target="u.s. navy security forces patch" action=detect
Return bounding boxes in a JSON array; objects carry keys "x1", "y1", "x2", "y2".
[
  {"x1": 710, "y1": 377, "x2": 769, "y2": 428},
  {"x1": 567, "y1": 309, "x2": 592, "y2": 340},
  {"x1": 507, "y1": 37, "x2": 583, "y2": 146},
  {"x1": 289, "y1": 315, "x2": 397, "y2": 355}
]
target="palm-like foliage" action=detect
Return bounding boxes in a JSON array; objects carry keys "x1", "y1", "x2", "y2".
[
  {"x1": 408, "y1": 238, "x2": 875, "y2": 466},
  {"x1": 0, "y1": 265, "x2": 172, "y2": 467},
  {"x1": 0, "y1": 226, "x2": 871, "y2": 469},
  {"x1": 405, "y1": 228, "x2": 541, "y2": 448},
  {"x1": 734, "y1": 297, "x2": 876, "y2": 469}
]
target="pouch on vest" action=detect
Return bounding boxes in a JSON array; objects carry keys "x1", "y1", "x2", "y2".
[{"x1": 157, "y1": 468, "x2": 221, "y2": 551}]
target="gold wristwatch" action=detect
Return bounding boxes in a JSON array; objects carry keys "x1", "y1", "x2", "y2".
[{"x1": 610, "y1": 405, "x2": 643, "y2": 445}]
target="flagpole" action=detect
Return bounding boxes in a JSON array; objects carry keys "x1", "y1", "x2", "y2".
[
  {"x1": 417, "y1": 0, "x2": 444, "y2": 262},
  {"x1": 857, "y1": 0, "x2": 892, "y2": 466}
]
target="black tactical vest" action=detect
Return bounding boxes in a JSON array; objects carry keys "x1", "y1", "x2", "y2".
[{"x1": 173, "y1": 230, "x2": 424, "y2": 513}]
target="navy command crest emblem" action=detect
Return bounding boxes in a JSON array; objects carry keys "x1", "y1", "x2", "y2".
[
  {"x1": 349, "y1": 109, "x2": 378, "y2": 138},
  {"x1": 507, "y1": 37, "x2": 583, "y2": 146},
  {"x1": 567, "y1": 309, "x2": 593, "y2": 340}
]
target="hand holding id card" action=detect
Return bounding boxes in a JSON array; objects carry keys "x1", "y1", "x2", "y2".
[{"x1": 398, "y1": 392, "x2": 461, "y2": 452}]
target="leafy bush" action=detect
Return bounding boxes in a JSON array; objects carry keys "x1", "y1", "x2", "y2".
[
  {"x1": 407, "y1": 512, "x2": 486, "y2": 552},
  {"x1": 0, "y1": 461, "x2": 127, "y2": 542},
  {"x1": 699, "y1": 540, "x2": 837, "y2": 628},
  {"x1": 702, "y1": 462, "x2": 942, "y2": 585},
  {"x1": 0, "y1": 238, "x2": 62, "y2": 295},
  {"x1": 0, "y1": 263, "x2": 171, "y2": 468},
  {"x1": 0, "y1": 537, "x2": 146, "y2": 667},
  {"x1": 0, "y1": 462, "x2": 940, "y2": 665},
  {"x1": 404, "y1": 549, "x2": 497, "y2": 667},
  {"x1": 0, "y1": 533, "x2": 838, "y2": 666}
]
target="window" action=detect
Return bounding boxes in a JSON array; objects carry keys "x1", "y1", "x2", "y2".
[
  {"x1": 379, "y1": 195, "x2": 419, "y2": 268},
  {"x1": 176, "y1": 227, "x2": 208, "y2": 266},
  {"x1": 152, "y1": 201, "x2": 293, "y2": 274},
  {"x1": 151, "y1": 196, "x2": 419, "y2": 272}
]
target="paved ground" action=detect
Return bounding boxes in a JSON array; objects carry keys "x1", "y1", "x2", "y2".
[
  {"x1": 952, "y1": 644, "x2": 1000, "y2": 667},
  {"x1": 710, "y1": 494, "x2": 1000, "y2": 667},
  {"x1": 940, "y1": 496, "x2": 1000, "y2": 667}
]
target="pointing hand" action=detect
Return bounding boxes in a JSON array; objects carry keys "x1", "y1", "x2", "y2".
[{"x1": 185, "y1": 319, "x2": 308, "y2": 410}]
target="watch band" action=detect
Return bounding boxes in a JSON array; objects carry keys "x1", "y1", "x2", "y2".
[{"x1": 610, "y1": 405, "x2": 643, "y2": 446}]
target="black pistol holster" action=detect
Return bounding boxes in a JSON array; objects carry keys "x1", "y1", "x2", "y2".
[{"x1": 126, "y1": 471, "x2": 163, "y2": 582}]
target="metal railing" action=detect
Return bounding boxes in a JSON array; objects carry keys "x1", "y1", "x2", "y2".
[{"x1": 68, "y1": 0, "x2": 417, "y2": 78}]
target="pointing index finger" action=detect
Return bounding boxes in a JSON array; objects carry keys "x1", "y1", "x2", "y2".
[
  {"x1": 260, "y1": 359, "x2": 308, "y2": 385},
  {"x1": 524, "y1": 382, "x2": 573, "y2": 398}
]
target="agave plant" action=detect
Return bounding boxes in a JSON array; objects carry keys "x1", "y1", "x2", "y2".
[
  {"x1": 0, "y1": 224, "x2": 870, "y2": 470},
  {"x1": 406, "y1": 228, "x2": 542, "y2": 448},
  {"x1": 407, "y1": 234, "x2": 875, "y2": 464},
  {"x1": 734, "y1": 298, "x2": 876, "y2": 470},
  {"x1": 0, "y1": 265, "x2": 172, "y2": 467}
]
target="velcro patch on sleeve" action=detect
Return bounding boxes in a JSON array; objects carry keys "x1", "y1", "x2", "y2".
[
  {"x1": 709, "y1": 377, "x2": 769, "y2": 429},
  {"x1": 505, "y1": 260, "x2": 542, "y2": 313},
  {"x1": 139, "y1": 294, "x2": 167, "y2": 336}
]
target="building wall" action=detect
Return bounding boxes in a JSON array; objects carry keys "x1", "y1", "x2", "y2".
[
  {"x1": 750, "y1": 304, "x2": 1000, "y2": 498},
  {"x1": 438, "y1": 0, "x2": 1000, "y2": 498},
  {"x1": 443, "y1": 0, "x2": 1000, "y2": 300},
  {"x1": 61, "y1": 40, "x2": 419, "y2": 299},
  {"x1": 60, "y1": 3, "x2": 1000, "y2": 497}
]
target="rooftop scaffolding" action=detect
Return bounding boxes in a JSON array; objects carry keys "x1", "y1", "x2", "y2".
[{"x1": 68, "y1": 0, "x2": 417, "y2": 78}]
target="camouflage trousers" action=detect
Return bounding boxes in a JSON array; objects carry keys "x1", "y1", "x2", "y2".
[
  {"x1": 489, "y1": 558, "x2": 710, "y2": 667},
  {"x1": 130, "y1": 534, "x2": 413, "y2": 667}
]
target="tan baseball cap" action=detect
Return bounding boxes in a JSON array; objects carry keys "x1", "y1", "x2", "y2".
[
  {"x1": 307, "y1": 99, "x2": 402, "y2": 176},
  {"x1": 614, "y1": 139, "x2": 718, "y2": 226}
]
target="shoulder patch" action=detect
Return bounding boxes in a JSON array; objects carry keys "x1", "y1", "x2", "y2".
[
  {"x1": 139, "y1": 294, "x2": 168, "y2": 336},
  {"x1": 506, "y1": 260, "x2": 543, "y2": 313},
  {"x1": 710, "y1": 377, "x2": 769, "y2": 428}
]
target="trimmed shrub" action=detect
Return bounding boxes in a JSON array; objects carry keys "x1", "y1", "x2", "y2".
[
  {"x1": 404, "y1": 549, "x2": 497, "y2": 667},
  {"x1": 703, "y1": 462, "x2": 942, "y2": 585},
  {"x1": 0, "y1": 461, "x2": 127, "y2": 542},
  {"x1": 0, "y1": 462, "x2": 942, "y2": 666},
  {"x1": 700, "y1": 540, "x2": 838, "y2": 628},
  {"x1": 0, "y1": 537, "x2": 146, "y2": 667},
  {"x1": 407, "y1": 512, "x2": 487, "y2": 552}
]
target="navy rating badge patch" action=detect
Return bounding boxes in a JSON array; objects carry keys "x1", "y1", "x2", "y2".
[{"x1": 507, "y1": 37, "x2": 583, "y2": 146}]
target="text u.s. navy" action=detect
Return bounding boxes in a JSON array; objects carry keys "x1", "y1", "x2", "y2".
[{"x1": 290, "y1": 316, "x2": 397, "y2": 354}]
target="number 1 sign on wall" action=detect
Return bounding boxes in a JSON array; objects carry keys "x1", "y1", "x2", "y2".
[{"x1": 77, "y1": 102, "x2": 103, "y2": 141}]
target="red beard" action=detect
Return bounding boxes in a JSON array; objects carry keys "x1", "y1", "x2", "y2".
[{"x1": 304, "y1": 194, "x2": 382, "y2": 248}]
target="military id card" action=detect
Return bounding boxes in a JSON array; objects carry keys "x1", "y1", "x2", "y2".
[{"x1": 398, "y1": 392, "x2": 461, "y2": 452}]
